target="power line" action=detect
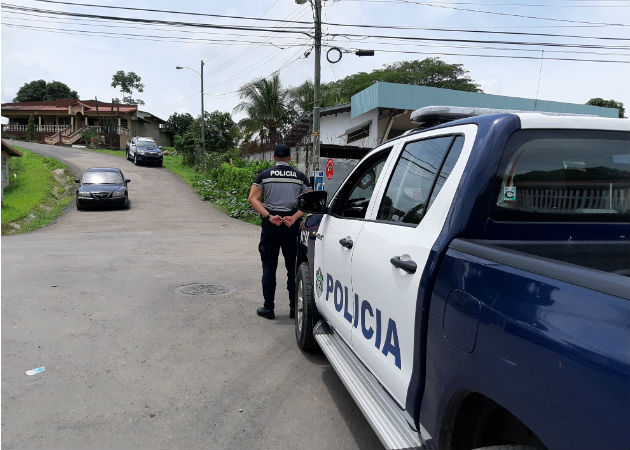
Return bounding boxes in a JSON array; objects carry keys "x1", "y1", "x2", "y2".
[
  {"x1": 340, "y1": 46, "x2": 628, "y2": 63},
  {"x1": 6, "y1": 2, "x2": 628, "y2": 41},
  {"x1": 336, "y1": 0, "x2": 630, "y2": 26},
  {"x1": 335, "y1": 0, "x2": 629, "y2": 6},
  {"x1": 2, "y1": 23, "x2": 309, "y2": 47},
  {"x1": 1, "y1": 4, "x2": 315, "y2": 36},
  {"x1": 6, "y1": 21, "x2": 626, "y2": 65},
  {"x1": 3, "y1": 4, "x2": 626, "y2": 51},
  {"x1": 1, "y1": 12, "x2": 310, "y2": 44}
]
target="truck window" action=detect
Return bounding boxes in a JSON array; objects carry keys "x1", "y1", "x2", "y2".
[
  {"x1": 495, "y1": 130, "x2": 630, "y2": 222},
  {"x1": 427, "y1": 135, "x2": 465, "y2": 210},
  {"x1": 330, "y1": 149, "x2": 391, "y2": 219},
  {"x1": 376, "y1": 135, "x2": 458, "y2": 225}
]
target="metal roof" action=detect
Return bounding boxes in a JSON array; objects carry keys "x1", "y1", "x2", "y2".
[{"x1": 350, "y1": 82, "x2": 619, "y2": 119}]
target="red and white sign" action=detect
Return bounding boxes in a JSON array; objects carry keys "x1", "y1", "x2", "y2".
[{"x1": 326, "y1": 158, "x2": 334, "y2": 180}]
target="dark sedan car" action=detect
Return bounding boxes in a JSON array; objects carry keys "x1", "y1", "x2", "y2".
[
  {"x1": 126, "y1": 136, "x2": 163, "y2": 166},
  {"x1": 75, "y1": 168, "x2": 130, "y2": 210}
]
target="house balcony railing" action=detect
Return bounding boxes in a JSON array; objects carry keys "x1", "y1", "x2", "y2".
[
  {"x1": 2, "y1": 124, "x2": 70, "y2": 132},
  {"x1": 2, "y1": 124, "x2": 130, "y2": 135}
]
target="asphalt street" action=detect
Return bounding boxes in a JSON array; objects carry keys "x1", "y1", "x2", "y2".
[{"x1": 1, "y1": 140, "x2": 382, "y2": 450}]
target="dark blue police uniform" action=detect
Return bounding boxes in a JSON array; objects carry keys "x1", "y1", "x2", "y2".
[{"x1": 253, "y1": 158, "x2": 310, "y2": 317}]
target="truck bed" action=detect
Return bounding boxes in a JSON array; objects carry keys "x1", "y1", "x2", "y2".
[{"x1": 449, "y1": 239, "x2": 630, "y2": 300}]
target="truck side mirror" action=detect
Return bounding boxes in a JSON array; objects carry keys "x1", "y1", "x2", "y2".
[{"x1": 298, "y1": 191, "x2": 328, "y2": 214}]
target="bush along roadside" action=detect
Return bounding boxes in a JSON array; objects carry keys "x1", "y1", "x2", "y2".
[
  {"x1": 193, "y1": 159, "x2": 274, "y2": 224},
  {"x1": 1, "y1": 149, "x2": 75, "y2": 235}
]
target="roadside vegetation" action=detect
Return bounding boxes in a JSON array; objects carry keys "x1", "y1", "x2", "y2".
[{"x1": 1, "y1": 149, "x2": 74, "y2": 235}]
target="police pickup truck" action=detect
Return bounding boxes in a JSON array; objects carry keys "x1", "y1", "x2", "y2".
[{"x1": 294, "y1": 107, "x2": 630, "y2": 450}]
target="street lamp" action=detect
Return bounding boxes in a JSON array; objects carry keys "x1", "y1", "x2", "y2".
[{"x1": 176, "y1": 60, "x2": 205, "y2": 152}]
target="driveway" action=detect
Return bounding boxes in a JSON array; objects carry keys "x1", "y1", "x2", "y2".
[{"x1": 1, "y1": 141, "x2": 382, "y2": 449}]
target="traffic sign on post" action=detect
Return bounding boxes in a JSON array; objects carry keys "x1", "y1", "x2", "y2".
[
  {"x1": 313, "y1": 171, "x2": 324, "y2": 191},
  {"x1": 326, "y1": 158, "x2": 334, "y2": 180}
]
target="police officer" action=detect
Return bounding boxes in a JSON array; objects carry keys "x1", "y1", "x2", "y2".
[{"x1": 248, "y1": 143, "x2": 312, "y2": 320}]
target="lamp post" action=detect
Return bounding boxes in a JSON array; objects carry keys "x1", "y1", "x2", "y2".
[{"x1": 176, "y1": 60, "x2": 205, "y2": 151}]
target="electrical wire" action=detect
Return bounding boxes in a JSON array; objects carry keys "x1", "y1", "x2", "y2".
[
  {"x1": 4, "y1": 2, "x2": 628, "y2": 41},
  {"x1": 335, "y1": 0, "x2": 630, "y2": 26}
]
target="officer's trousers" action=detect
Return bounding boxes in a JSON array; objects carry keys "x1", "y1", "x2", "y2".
[{"x1": 258, "y1": 218, "x2": 300, "y2": 311}]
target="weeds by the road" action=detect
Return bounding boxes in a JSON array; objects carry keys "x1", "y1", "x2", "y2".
[
  {"x1": 1, "y1": 148, "x2": 74, "y2": 235},
  {"x1": 194, "y1": 160, "x2": 274, "y2": 224}
]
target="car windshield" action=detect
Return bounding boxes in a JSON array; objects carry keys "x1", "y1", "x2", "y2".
[
  {"x1": 82, "y1": 171, "x2": 123, "y2": 184},
  {"x1": 137, "y1": 139, "x2": 158, "y2": 148}
]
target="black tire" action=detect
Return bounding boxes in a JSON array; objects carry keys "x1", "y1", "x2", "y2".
[
  {"x1": 126, "y1": 150, "x2": 130, "y2": 161},
  {"x1": 295, "y1": 262, "x2": 318, "y2": 350},
  {"x1": 76, "y1": 201, "x2": 83, "y2": 211},
  {"x1": 133, "y1": 153, "x2": 138, "y2": 165},
  {"x1": 123, "y1": 199, "x2": 130, "y2": 209}
]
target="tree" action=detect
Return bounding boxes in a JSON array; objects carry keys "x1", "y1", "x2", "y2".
[
  {"x1": 165, "y1": 112, "x2": 194, "y2": 136},
  {"x1": 45, "y1": 81, "x2": 79, "y2": 100},
  {"x1": 289, "y1": 57, "x2": 481, "y2": 114},
  {"x1": 111, "y1": 70, "x2": 145, "y2": 105},
  {"x1": 14, "y1": 79, "x2": 78, "y2": 102},
  {"x1": 234, "y1": 74, "x2": 294, "y2": 146},
  {"x1": 26, "y1": 114, "x2": 36, "y2": 141},
  {"x1": 586, "y1": 98, "x2": 625, "y2": 118},
  {"x1": 174, "y1": 110, "x2": 239, "y2": 166}
]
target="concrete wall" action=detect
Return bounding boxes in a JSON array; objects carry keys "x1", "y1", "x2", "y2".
[
  {"x1": 320, "y1": 109, "x2": 379, "y2": 148},
  {"x1": 129, "y1": 122, "x2": 172, "y2": 146}
]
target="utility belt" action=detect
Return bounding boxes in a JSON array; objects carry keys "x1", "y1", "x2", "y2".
[{"x1": 266, "y1": 208, "x2": 298, "y2": 217}]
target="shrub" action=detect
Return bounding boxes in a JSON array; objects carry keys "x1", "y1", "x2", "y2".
[{"x1": 193, "y1": 159, "x2": 274, "y2": 222}]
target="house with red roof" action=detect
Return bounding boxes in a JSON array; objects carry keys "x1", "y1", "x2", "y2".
[{"x1": 1, "y1": 98, "x2": 171, "y2": 149}]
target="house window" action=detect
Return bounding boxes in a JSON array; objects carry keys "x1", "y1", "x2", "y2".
[
  {"x1": 347, "y1": 123, "x2": 371, "y2": 143},
  {"x1": 120, "y1": 119, "x2": 128, "y2": 128}
]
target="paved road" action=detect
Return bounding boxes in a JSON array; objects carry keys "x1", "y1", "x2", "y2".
[{"x1": 2, "y1": 141, "x2": 382, "y2": 450}]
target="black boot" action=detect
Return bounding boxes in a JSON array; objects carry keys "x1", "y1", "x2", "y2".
[{"x1": 257, "y1": 307, "x2": 275, "y2": 320}]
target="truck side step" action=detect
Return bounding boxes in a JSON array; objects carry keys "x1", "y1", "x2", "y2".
[{"x1": 313, "y1": 321, "x2": 428, "y2": 450}]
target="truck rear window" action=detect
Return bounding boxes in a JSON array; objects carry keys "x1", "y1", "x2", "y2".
[{"x1": 494, "y1": 129, "x2": 630, "y2": 222}]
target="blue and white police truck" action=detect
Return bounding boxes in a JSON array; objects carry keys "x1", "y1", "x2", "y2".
[{"x1": 294, "y1": 107, "x2": 630, "y2": 450}]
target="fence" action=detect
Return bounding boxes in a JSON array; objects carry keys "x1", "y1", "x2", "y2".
[{"x1": 515, "y1": 183, "x2": 629, "y2": 213}]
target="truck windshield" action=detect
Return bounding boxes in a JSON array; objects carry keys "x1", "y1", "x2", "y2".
[{"x1": 494, "y1": 129, "x2": 629, "y2": 222}]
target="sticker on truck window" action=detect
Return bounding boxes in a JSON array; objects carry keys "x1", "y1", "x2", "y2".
[{"x1": 504, "y1": 186, "x2": 516, "y2": 201}]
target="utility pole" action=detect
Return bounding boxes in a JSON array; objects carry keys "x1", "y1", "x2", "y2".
[
  {"x1": 312, "y1": 0, "x2": 322, "y2": 173},
  {"x1": 200, "y1": 59, "x2": 205, "y2": 151},
  {"x1": 176, "y1": 60, "x2": 205, "y2": 156}
]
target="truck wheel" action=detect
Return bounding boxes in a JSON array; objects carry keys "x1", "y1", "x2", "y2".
[{"x1": 295, "y1": 262, "x2": 318, "y2": 351}]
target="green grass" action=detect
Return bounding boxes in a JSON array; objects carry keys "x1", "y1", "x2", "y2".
[
  {"x1": 162, "y1": 154, "x2": 197, "y2": 186},
  {"x1": 1, "y1": 148, "x2": 74, "y2": 234},
  {"x1": 87, "y1": 148, "x2": 126, "y2": 158}
]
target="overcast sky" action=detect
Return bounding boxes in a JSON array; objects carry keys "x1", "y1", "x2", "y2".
[{"x1": 2, "y1": 0, "x2": 629, "y2": 122}]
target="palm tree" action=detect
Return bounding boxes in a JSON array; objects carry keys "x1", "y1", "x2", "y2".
[{"x1": 234, "y1": 74, "x2": 293, "y2": 146}]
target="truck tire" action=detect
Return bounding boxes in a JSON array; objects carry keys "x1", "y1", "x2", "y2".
[{"x1": 295, "y1": 262, "x2": 318, "y2": 351}]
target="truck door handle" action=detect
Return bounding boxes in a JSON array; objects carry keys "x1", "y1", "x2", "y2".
[
  {"x1": 390, "y1": 256, "x2": 417, "y2": 274},
  {"x1": 339, "y1": 237, "x2": 353, "y2": 249}
]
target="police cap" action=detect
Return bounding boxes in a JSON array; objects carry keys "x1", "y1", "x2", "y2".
[{"x1": 273, "y1": 143, "x2": 291, "y2": 157}]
